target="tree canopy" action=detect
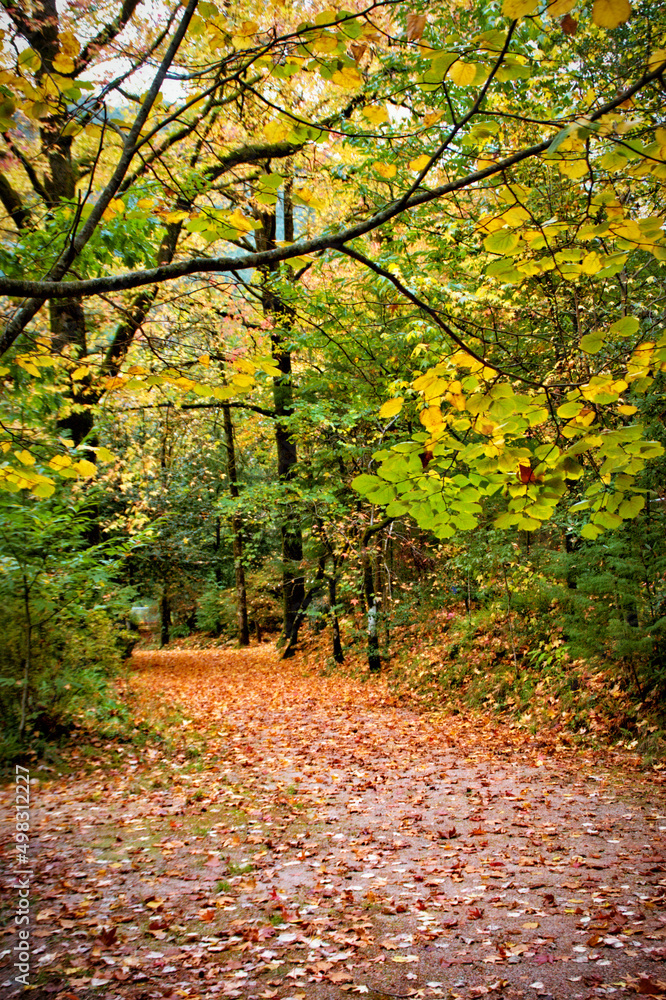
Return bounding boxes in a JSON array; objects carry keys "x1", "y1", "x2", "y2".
[
  {"x1": 1, "y1": 0, "x2": 666, "y2": 759},
  {"x1": 0, "y1": 0, "x2": 663, "y2": 533}
]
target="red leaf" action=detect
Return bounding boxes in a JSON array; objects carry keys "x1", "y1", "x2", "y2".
[{"x1": 518, "y1": 463, "x2": 538, "y2": 484}]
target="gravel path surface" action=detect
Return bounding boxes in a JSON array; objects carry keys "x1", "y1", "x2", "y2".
[{"x1": 1, "y1": 646, "x2": 664, "y2": 1000}]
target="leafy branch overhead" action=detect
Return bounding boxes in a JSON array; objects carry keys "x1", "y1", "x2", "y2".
[{"x1": 0, "y1": 0, "x2": 663, "y2": 547}]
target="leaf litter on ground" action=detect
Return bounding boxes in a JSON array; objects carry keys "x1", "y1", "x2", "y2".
[{"x1": 1, "y1": 644, "x2": 665, "y2": 1000}]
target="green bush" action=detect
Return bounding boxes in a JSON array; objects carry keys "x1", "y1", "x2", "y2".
[
  {"x1": 0, "y1": 603, "x2": 126, "y2": 761},
  {"x1": 0, "y1": 494, "x2": 132, "y2": 762}
]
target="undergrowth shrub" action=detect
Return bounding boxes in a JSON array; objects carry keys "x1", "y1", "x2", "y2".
[
  {"x1": 0, "y1": 603, "x2": 127, "y2": 763},
  {"x1": 0, "y1": 494, "x2": 133, "y2": 764},
  {"x1": 375, "y1": 531, "x2": 665, "y2": 741}
]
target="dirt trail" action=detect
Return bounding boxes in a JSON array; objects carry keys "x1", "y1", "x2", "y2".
[{"x1": 1, "y1": 645, "x2": 665, "y2": 1000}]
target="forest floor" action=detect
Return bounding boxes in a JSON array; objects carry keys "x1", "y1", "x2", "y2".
[{"x1": 1, "y1": 644, "x2": 666, "y2": 1000}]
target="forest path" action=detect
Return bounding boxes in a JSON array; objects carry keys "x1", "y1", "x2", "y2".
[{"x1": 1, "y1": 645, "x2": 665, "y2": 1000}]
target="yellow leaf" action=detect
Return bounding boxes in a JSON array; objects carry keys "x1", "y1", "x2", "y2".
[
  {"x1": 617, "y1": 404, "x2": 637, "y2": 415},
  {"x1": 264, "y1": 120, "x2": 291, "y2": 143},
  {"x1": 164, "y1": 210, "x2": 189, "y2": 223},
  {"x1": 449, "y1": 61, "x2": 477, "y2": 86},
  {"x1": 71, "y1": 366, "x2": 89, "y2": 380},
  {"x1": 18, "y1": 48, "x2": 41, "y2": 72},
  {"x1": 502, "y1": 0, "x2": 538, "y2": 16},
  {"x1": 409, "y1": 153, "x2": 431, "y2": 171},
  {"x1": 312, "y1": 31, "x2": 338, "y2": 53},
  {"x1": 374, "y1": 161, "x2": 397, "y2": 178},
  {"x1": 420, "y1": 406, "x2": 443, "y2": 431},
  {"x1": 559, "y1": 159, "x2": 588, "y2": 179},
  {"x1": 446, "y1": 392, "x2": 466, "y2": 411},
  {"x1": 74, "y1": 459, "x2": 97, "y2": 477},
  {"x1": 517, "y1": 261, "x2": 541, "y2": 276},
  {"x1": 501, "y1": 205, "x2": 530, "y2": 226},
  {"x1": 102, "y1": 198, "x2": 125, "y2": 220},
  {"x1": 59, "y1": 31, "x2": 79, "y2": 57},
  {"x1": 547, "y1": 0, "x2": 576, "y2": 13},
  {"x1": 592, "y1": 0, "x2": 631, "y2": 27},
  {"x1": 331, "y1": 66, "x2": 362, "y2": 88},
  {"x1": 361, "y1": 105, "x2": 389, "y2": 125},
  {"x1": 16, "y1": 359, "x2": 40, "y2": 377},
  {"x1": 475, "y1": 417, "x2": 497, "y2": 435},
  {"x1": 649, "y1": 49, "x2": 666, "y2": 72},
  {"x1": 236, "y1": 19, "x2": 258, "y2": 36},
  {"x1": 225, "y1": 209, "x2": 257, "y2": 232},
  {"x1": 476, "y1": 156, "x2": 496, "y2": 172},
  {"x1": 314, "y1": 9, "x2": 339, "y2": 25},
  {"x1": 52, "y1": 54, "x2": 75, "y2": 73},
  {"x1": 610, "y1": 219, "x2": 642, "y2": 242},
  {"x1": 293, "y1": 188, "x2": 325, "y2": 210},
  {"x1": 581, "y1": 251, "x2": 602, "y2": 274},
  {"x1": 26, "y1": 102, "x2": 49, "y2": 120},
  {"x1": 49, "y1": 454, "x2": 72, "y2": 470},
  {"x1": 423, "y1": 110, "x2": 445, "y2": 127},
  {"x1": 95, "y1": 446, "x2": 115, "y2": 462},
  {"x1": 234, "y1": 358, "x2": 256, "y2": 374},
  {"x1": 137, "y1": 198, "x2": 155, "y2": 211},
  {"x1": 379, "y1": 397, "x2": 404, "y2": 418},
  {"x1": 15, "y1": 449, "x2": 35, "y2": 466}
]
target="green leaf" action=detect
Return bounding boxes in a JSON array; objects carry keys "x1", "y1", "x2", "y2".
[
  {"x1": 580, "y1": 334, "x2": 605, "y2": 354},
  {"x1": 557, "y1": 400, "x2": 584, "y2": 418},
  {"x1": 609, "y1": 316, "x2": 640, "y2": 337},
  {"x1": 483, "y1": 230, "x2": 521, "y2": 255},
  {"x1": 592, "y1": 510, "x2": 623, "y2": 530},
  {"x1": 32, "y1": 483, "x2": 56, "y2": 498},
  {"x1": 352, "y1": 473, "x2": 382, "y2": 494}
]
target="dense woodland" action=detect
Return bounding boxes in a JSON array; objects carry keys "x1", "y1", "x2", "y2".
[{"x1": 1, "y1": 0, "x2": 665, "y2": 762}]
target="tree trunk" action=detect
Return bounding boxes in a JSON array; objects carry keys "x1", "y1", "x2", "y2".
[
  {"x1": 214, "y1": 516, "x2": 223, "y2": 584},
  {"x1": 279, "y1": 559, "x2": 326, "y2": 660},
  {"x1": 222, "y1": 403, "x2": 249, "y2": 646},
  {"x1": 360, "y1": 520, "x2": 392, "y2": 673},
  {"x1": 160, "y1": 590, "x2": 171, "y2": 648},
  {"x1": 362, "y1": 544, "x2": 381, "y2": 673},
  {"x1": 20, "y1": 574, "x2": 32, "y2": 736},
  {"x1": 328, "y1": 575, "x2": 344, "y2": 664},
  {"x1": 255, "y1": 188, "x2": 305, "y2": 651}
]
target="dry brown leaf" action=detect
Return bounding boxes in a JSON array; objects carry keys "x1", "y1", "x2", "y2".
[{"x1": 406, "y1": 13, "x2": 427, "y2": 41}]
